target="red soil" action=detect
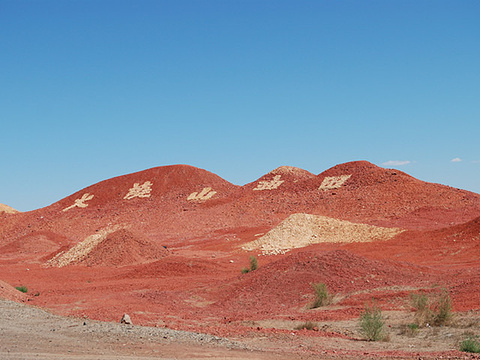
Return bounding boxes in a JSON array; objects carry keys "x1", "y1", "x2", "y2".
[
  {"x1": 208, "y1": 249, "x2": 438, "y2": 320},
  {"x1": 0, "y1": 230, "x2": 71, "y2": 263},
  {"x1": 0, "y1": 279, "x2": 27, "y2": 302},
  {"x1": 1, "y1": 160, "x2": 480, "y2": 357},
  {"x1": 76, "y1": 228, "x2": 169, "y2": 267}
]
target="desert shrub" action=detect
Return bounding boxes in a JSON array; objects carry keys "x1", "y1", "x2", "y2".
[
  {"x1": 249, "y1": 256, "x2": 258, "y2": 271},
  {"x1": 411, "y1": 292, "x2": 431, "y2": 326},
  {"x1": 241, "y1": 256, "x2": 258, "y2": 274},
  {"x1": 359, "y1": 301, "x2": 385, "y2": 341},
  {"x1": 295, "y1": 321, "x2": 317, "y2": 330},
  {"x1": 411, "y1": 292, "x2": 429, "y2": 312},
  {"x1": 431, "y1": 289, "x2": 452, "y2": 326},
  {"x1": 311, "y1": 283, "x2": 331, "y2": 308},
  {"x1": 408, "y1": 323, "x2": 419, "y2": 332},
  {"x1": 460, "y1": 335, "x2": 480, "y2": 353},
  {"x1": 400, "y1": 323, "x2": 419, "y2": 337},
  {"x1": 410, "y1": 289, "x2": 452, "y2": 327},
  {"x1": 15, "y1": 286, "x2": 28, "y2": 293}
]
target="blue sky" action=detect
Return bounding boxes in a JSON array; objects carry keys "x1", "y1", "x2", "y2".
[{"x1": 1, "y1": 0, "x2": 479, "y2": 212}]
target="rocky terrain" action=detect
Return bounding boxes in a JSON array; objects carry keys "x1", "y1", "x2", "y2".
[{"x1": 1, "y1": 160, "x2": 480, "y2": 359}]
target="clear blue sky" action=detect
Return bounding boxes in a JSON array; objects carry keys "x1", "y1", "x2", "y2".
[{"x1": 1, "y1": 0, "x2": 479, "y2": 212}]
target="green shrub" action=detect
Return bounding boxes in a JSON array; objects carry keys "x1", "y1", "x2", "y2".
[
  {"x1": 410, "y1": 289, "x2": 452, "y2": 327},
  {"x1": 359, "y1": 301, "x2": 385, "y2": 341},
  {"x1": 408, "y1": 323, "x2": 419, "y2": 332},
  {"x1": 411, "y1": 292, "x2": 429, "y2": 312},
  {"x1": 411, "y1": 292, "x2": 431, "y2": 326},
  {"x1": 460, "y1": 335, "x2": 480, "y2": 353},
  {"x1": 400, "y1": 323, "x2": 419, "y2": 337},
  {"x1": 15, "y1": 286, "x2": 28, "y2": 293},
  {"x1": 295, "y1": 321, "x2": 317, "y2": 330},
  {"x1": 431, "y1": 289, "x2": 452, "y2": 326},
  {"x1": 249, "y1": 256, "x2": 258, "y2": 271},
  {"x1": 311, "y1": 283, "x2": 330, "y2": 308},
  {"x1": 241, "y1": 256, "x2": 258, "y2": 274}
]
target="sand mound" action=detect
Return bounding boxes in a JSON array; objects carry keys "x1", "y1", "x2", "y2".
[
  {"x1": 78, "y1": 229, "x2": 168, "y2": 267},
  {"x1": 45, "y1": 226, "x2": 122, "y2": 267},
  {"x1": 0, "y1": 203, "x2": 19, "y2": 214},
  {"x1": 46, "y1": 227, "x2": 167, "y2": 267},
  {"x1": 242, "y1": 213, "x2": 404, "y2": 255},
  {"x1": 0, "y1": 279, "x2": 27, "y2": 302}
]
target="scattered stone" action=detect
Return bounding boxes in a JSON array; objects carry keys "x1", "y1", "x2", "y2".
[{"x1": 120, "y1": 313, "x2": 132, "y2": 325}]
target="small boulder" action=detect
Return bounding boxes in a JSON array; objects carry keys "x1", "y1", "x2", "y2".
[{"x1": 120, "y1": 313, "x2": 132, "y2": 325}]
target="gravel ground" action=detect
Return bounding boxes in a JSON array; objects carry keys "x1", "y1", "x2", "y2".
[
  {"x1": 0, "y1": 299, "x2": 275, "y2": 360},
  {"x1": 3, "y1": 299, "x2": 479, "y2": 360}
]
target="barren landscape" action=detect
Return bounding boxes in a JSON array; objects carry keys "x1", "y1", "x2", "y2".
[{"x1": 1, "y1": 161, "x2": 480, "y2": 359}]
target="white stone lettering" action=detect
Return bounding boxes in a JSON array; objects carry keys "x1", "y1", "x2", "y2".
[
  {"x1": 62, "y1": 193, "x2": 94, "y2": 212},
  {"x1": 318, "y1": 175, "x2": 352, "y2": 190},
  {"x1": 253, "y1": 175, "x2": 284, "y2": 191},
  {"x1": 187, "y1": 187, "x2": 217, "y2": 201},
  {"x1": 124, "y1": 181, "x2": 153, "y2": 200}
]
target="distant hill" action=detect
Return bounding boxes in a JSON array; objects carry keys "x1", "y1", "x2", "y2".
[{"x1": 0, "y1": 203, "x2": 19, "y2": 214}]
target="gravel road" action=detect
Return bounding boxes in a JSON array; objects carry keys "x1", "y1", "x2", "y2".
[{"x1": 0, "y1": 299, "x2": 291, "y2": 360}]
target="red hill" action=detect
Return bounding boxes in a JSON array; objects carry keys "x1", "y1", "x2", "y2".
[
  {"x1": 54, "y1": 164, "x2": 239, "y2": 213},
  {"x1": 210, "y1": 250, "x2": 436, "y2": 318},
  {"x1": 244, "y1": 166, "x2": 316, "y2": 192},
  {"x1": 310, "y1": 161, "x2": 480, "y2": 229},
  {"x1": 1, "y1": 161, "x2": 479, "y2": 263},
  {"x1": 0, "y1": 165, "x2": 243, "y2": 248},
  {"x1": 231, "y1": 161, "x2": 480, "y2": 234}
]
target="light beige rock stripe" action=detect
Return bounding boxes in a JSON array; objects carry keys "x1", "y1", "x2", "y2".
[{"x1": 242, "y1": 213, "x2": 404, "y2": 255}]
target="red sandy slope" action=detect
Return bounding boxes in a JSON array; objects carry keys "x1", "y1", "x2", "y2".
[{"x1": 0, "y1": 279, "x2": 27, "y2": 302}]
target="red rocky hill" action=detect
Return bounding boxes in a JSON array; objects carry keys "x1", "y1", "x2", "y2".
[
  {"x1": 310, "y1": 161, "x2": 480, "y2": 229},
  {"x1": 1, "y1": 161, "x2": 479, "y2": 263}
]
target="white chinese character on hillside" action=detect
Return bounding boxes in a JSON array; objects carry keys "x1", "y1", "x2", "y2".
[
  {"x1": 124, "y1": 181, "x2": 153, "y2": 200},
  {"x1": 253, "y1": 175, "x2": 284, "y2": 191},
  {"x1": 187, "y1": 187, "x2": 217, "y2": 201},
  {"x1": 318, "y1": 175, "x2": 352, "y2": 190},
  {"x1": 62, "y1": 193, "x2": 94, "y2": 212}
]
